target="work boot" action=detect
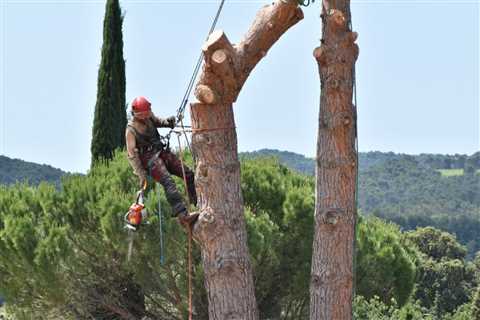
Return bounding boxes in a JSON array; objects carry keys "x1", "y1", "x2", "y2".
[{"x1": 178, "y1": 210, "x2": 199, "y2": 229}]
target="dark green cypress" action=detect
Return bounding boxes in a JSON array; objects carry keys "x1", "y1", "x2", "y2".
[{"x1": 91, "y1": 0, "x2": 127, "y2": 164}]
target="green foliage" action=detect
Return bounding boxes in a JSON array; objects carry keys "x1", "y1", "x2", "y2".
[
  {"x1": 1, "y1": 151, "x2": 475, "y2": 319},
  {"x1": 4, "y1": 148, "x2": 479, "y2": 258},
  {"x1": 241, "y1": 149, "x2": 315, "y2": 176},
  {"x1": 442, "y1": 303, "x2": 474, "y2": 320},
  {"x1": 242, "y1": 157, "x2": 418, "y2": 318},
  {"x1": 363, "y1": 157, "x2": 480, "y2": 258},
  {"x1": 241, "y1": 157, "x2": 314, "y2": 319},
  {"x1": 353, "y1": 296, "x2": 434, "y2": 320},
  {"x1": 242, "y1": 149, "x2": 480, "y2": 257},
  {"x1": 438, "y1": 169, "x2": 465, "y2": 177},
  {"x1": 0, "y1": 151, "x2": 193, "y2": 319},
  {"x1": 406, "y1": 227, "x2": 475, "y2": 315},
  {"x1": 356, "y1": 217, "x2": 417, "y2": 307},
  {"x1": 354, "y1": 295, "x2": 398, "y2": 320},
  {"x1": 353, "y1": 226, "x2": 478, "y2": 320},
  {"x1": 405, "y1": 227, "x2": 467, "y2": 261},
  {"x1": 0, "y1": 154, "x2": 317, "y2": 319},
  {"x1": 91, "y1": 0, "x2": 127, "y2": 163},
  {"x1": 472, "y1": 286, "x2": 480, "y2": 320},
  {"x1": 474, "y1": 252, "x2": 480, "y2": 280}
]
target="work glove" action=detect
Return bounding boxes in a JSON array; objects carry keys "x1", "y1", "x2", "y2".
[{"x1": 167, "y1": 116, "x2": 176, "y2": 129}]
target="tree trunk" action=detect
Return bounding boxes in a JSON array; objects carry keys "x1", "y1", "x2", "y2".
[
  {"x1": 190, "y1": 1, "x2": 303, "y2": 319},
  {"x1": 310, "y1": 0, "x2": 359, "y2": 319}
]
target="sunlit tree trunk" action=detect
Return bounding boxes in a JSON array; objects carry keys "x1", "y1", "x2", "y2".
[
  {"x1": 190, "y1": 1, "x2": 304, "y2": 318},
  {"x1": 310, "y1": 0, "x2": 359, "y2": 319}
]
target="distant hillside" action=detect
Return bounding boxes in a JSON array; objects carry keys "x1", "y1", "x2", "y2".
[
  {"x1": 241, "y1": 149, "x2": 315, "y2": 175},
  {"x1": 0, "y1": 156, "x2": 66, "y2": 186},
  {"x1": 242, "y1": 149, "x2": 480, "y2": 256},
  {"x1": 241, "y1": 149, "x2": 480, "y2": 175}
]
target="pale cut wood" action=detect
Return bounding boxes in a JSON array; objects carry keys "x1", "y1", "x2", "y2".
[
  {"x1": 195, "y1": 84, "x2": 217, "y2": 105},
  {"x1": 190, "y1": 1, "x2": 304, "y2": 319}
]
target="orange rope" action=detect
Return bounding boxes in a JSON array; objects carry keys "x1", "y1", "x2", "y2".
[{"x1": 191, "y1": 126, "x2": 236, "y2": 133}]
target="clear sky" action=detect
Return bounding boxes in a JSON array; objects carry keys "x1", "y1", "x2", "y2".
[{"x1": 0, "y1": 0, "x2": 478, "y2": 173}]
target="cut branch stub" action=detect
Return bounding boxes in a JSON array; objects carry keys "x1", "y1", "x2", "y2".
[
  {"x1": 327, "y1": 9, "x2": 348, "y2": 35},
  {"x1": 202, "y1": 30, "x2": 235, "y2": 63},
  {"x1": 196, "y1": 30, "x2": 238, "y2": 105},
  {"x1": 212, "y1": 49, "x2": 228, "y2": 65},
  {"x1": 314, "y1": 10, "x2": 358, "y2": 71},
  {"x1": 211, "y1": 49, "x2": 238, "y2": 103},
  {"x1": 195, "y1": 84, "x2": 218, "y2": 105}
]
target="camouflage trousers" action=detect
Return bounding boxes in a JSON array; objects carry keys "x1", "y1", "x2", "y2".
[{"x1": 140, "y1": 150, "x2": 197, "y2": 216}]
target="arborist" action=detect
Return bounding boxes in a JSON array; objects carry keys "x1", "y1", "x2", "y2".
[{"x1": 125, "y1": 96, "x2": 199, "y2": 228}]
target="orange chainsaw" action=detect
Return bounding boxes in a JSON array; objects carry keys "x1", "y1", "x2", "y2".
[{"x1": 124, "y1": 185, "x2": 149, "y2": 231}]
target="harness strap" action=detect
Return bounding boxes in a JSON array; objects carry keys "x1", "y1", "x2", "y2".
[{"x1": 147, "y1": 151, "x2": 162, "y2": 176}]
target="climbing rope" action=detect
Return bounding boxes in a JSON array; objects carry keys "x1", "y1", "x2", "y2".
[
  {"x1": 176, "y1": 0, "x2": 226, "y2": 122},
  {"x1": 164, "y1": 0, "x2": 226, "y2": 167},
  {"x1": 160, "y1": 0, "x2": 230, "y2": 304}
]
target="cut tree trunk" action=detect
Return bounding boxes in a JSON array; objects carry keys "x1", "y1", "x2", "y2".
[
  {"x1": 190, "y1": 1, "x2": 303, "y2": 319},
  {"x1": 310, "y1": 0, "x2": 359, "y2": 319}
]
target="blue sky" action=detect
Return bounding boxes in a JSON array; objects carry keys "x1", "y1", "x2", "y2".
[{"x1": 0, "y1": 0, "x2": 478, "y2": 173}]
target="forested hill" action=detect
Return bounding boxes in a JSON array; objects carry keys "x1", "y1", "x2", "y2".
[
  {"x1": 241, "y1": 149, "x2": 480, "y2": 175},
  {"x1": 243, "y1": 149, "x2": 480, "y2": 255},
  {"x1": 0, "y1": 156, "x2": 66, "y2": 186}
]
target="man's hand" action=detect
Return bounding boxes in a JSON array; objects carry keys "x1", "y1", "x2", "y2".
[{"x1": 167, "y1": 116, "x2": 176, "y2": 129}]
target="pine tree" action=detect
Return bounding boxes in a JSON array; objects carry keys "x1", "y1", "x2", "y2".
[{"x1": 91, "y1": 0, "x2": 126, "y2": 164}]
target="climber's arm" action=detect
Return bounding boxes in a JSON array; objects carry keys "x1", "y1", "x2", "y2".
[
  {"x1": 126, "y1": 129, "x2": 147, "y2": 188},
  {"x1": 151, "y1": 113, "x2": 176, "y2": 129}
]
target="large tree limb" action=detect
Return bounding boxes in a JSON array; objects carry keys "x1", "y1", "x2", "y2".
[{"x1": 189, "y1": 1, "x2": 304, "y2": 319}]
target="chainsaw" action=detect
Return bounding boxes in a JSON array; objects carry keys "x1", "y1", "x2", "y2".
[
  {"x1": 124, "y1": 189, "x2": 149, "y2": 231},
  {"x1": 124, "y1": 181, "x2": 165, "y2": 264}
]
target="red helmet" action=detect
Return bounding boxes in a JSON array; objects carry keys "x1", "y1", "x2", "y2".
[{"x1": 131, "y1": 96, "x2": 151, "y2": 112}]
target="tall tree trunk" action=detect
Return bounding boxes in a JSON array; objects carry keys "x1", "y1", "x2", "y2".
[
  {"x1": 190, "y1": 1, "x2": 303, "y2": 319},
  {"x1": 310, "y1": 0, "x2": 359, "y2": 319}
]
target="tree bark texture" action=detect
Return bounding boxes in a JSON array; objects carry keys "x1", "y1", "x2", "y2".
[
  {"x1": 190, "y1": 1, "x2": 303, "y2": 319},
  {"x1": 310, "y1": 0, "x2": 359, "y2": 319}
]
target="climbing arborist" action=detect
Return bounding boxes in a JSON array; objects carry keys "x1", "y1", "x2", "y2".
[{"x1": 126, "y1": 96, "x2": 199, "y2": 228}]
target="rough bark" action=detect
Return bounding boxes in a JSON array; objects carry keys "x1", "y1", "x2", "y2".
[
  {"x1": 310, "y1": 0, "x2": 359, "y2": 319},
  {"x1": 190, "y1": 1, "x2": 304, "y2": 319}
]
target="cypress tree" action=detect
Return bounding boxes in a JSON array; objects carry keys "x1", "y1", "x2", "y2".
[{"x1": 91, "y1": 0, "x2": 126, "y2": 164}]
